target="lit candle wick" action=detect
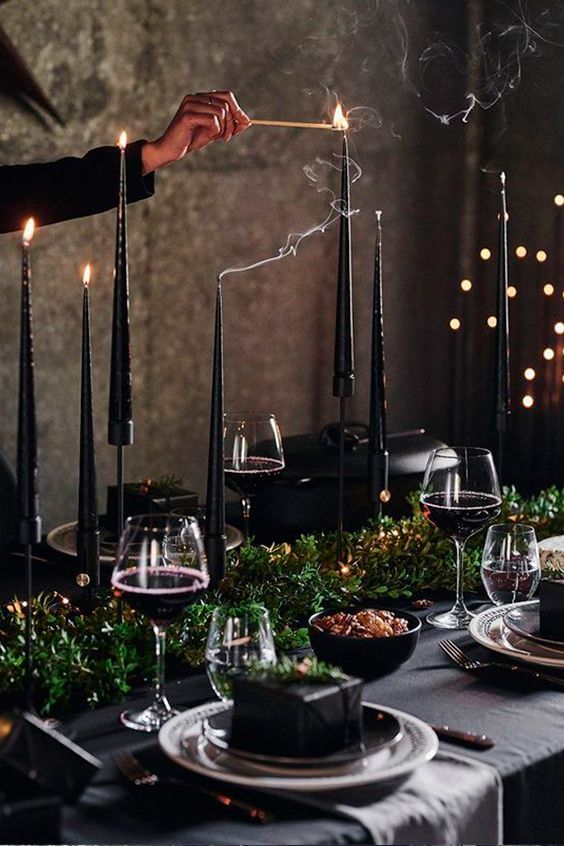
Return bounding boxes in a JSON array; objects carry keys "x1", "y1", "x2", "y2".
[{"x1": 22, "y1": 217, "x2": 35, "y2": 246}]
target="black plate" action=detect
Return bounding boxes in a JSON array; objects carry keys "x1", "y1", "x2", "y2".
[
  {"x1": 504, "y1": 602, "x2": 564, "y2": 649},
  {"x1": 202, "y1": 703, "x2": 402, "y2": 767}
]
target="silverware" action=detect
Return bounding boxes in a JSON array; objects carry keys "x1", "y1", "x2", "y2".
[
  {"x1": 114, "y1": 750, "x2": 273, "y2": 824},
  {"x1": 439, "y1": 638, "x2": 564, "y2": 690},
  {"x1": 430, "y1": 723, "x2": 495, "y2": 750}
]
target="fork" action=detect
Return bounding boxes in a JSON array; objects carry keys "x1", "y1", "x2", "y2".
[
  {"x1": 439, "y1": 639, "x2": 564, "y2": 690},
  {"x1": 114, "y1": 750, "x2": 273, "y2": 824}
]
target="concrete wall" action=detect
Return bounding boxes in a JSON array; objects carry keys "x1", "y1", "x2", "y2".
[{"x1": 0, "y1": 1, "x2": 560, "y2": 528}]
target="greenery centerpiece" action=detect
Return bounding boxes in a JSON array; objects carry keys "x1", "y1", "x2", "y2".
[{"x1": 0, "y1": 486, "x2": 562, "y2": 715}]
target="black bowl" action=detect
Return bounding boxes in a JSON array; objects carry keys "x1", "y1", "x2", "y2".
[{"x1": 308, "y1": 607, "x2": 421, "y2": 679}]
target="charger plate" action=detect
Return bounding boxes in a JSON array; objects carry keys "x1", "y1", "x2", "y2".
[
  {"x1": 469, "y1": 603, "x2": 564, "y2": 668},
  {"x1": 158, "y1": 701, "x2": 438, "y2": 792},
  {"x1": 46, "y1": 521, "x2": 244, "y2": 564}
]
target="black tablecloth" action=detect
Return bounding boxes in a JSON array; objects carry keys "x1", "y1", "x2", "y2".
[{"x1": 35, "y1": 600, "x2": 562, "y2": 845}]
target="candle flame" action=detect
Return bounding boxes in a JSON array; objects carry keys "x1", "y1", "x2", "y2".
[
  {"x1": 333, "y1": 103, "x2": 349, "y2": 131},
  {"x1": 118, "y1": 130, "x2": 127, "y2": 150},
  {"x1": 22, "y1": 217, "x2": 35, "y2": 244},
  {"x1": 82, "y1": 263, "x2": 91, "y2": 287}
]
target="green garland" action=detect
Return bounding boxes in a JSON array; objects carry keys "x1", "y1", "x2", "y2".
[{"x1": 1, "y1": 485, "x2": 562, "y2": 716}]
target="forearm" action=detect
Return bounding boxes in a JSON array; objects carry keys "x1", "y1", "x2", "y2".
[{"x1": 0, "y1": 139, "x2": 154, "y2": 234}]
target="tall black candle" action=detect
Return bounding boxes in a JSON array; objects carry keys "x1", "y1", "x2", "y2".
[
  {"x1": 18, "y1": 217, "x2": 41, "y2": 708},
  {"x1": 77, "y1": 264, "x2": 100, "y2": 607},
  {"x1": 205, "y1": 282, "x2": 226, "y2": 586},
  {"x1": 368, "y1": 211, "x2": 389, "y2": 514},
  {"x1": 17, "y1": 218, "x2": 41, "y2": 545},
  {"x1": 108, "y1": 131, "x2": 133, "y2": 447},
  {"x1": 494, "y1": 171, "x2": 510, "y2": 478},
  {"x1": 333, "y1": 130, "x2": 355, "y2": 399}
]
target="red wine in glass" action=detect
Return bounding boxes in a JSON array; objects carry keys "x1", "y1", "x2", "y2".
[
  {"x1": 419, "y1": 447, "x2": 501, "y2": 630},
  {"x1": 112, "y1": 566, "x2": 209, "y2": 626},
  {"x1": 224, "y1": 455, "x2": 285, "y2": 496},
  {"x1": 112, "y1": 513, "x2": 208, "y2": 732},
  {"x1": 420, "y1": 491, "x2": 502, "y2": 540}
]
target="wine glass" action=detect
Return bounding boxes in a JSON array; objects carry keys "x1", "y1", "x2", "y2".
[
  {"x1": 481, "y1": 523, "x2": 540, "y2": 606},
  {"x1": 224, "y1": 413, "x2": 285, "y2": 537},
  {"x1": 111, "y1": 514, "x2": 209, "y2": 731},
  {"x1": 205, "y1": 607, "x2": 277, "y2": 702},
  {"x1": 420, "y1": 447, "x2": 502, "y2": 629}
]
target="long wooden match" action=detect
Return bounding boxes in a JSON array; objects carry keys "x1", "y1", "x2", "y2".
[{"x1": 251, "y1": 119, "x2": 337, "y2": 130}]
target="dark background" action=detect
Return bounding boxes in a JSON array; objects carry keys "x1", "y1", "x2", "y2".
[{"x1": 0, "y1": 0, "x2": 561, "y2": 529}]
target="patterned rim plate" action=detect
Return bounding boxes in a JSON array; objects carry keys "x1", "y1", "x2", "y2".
[
  {"x1": 158, "y1": 701, "x2": 438, "y2": 792},
  {"x1": 469, "y1": 603, "x2": 564, "y2": 668},
  {"x1": 504, "y1": 601, "x2": 564, "y2": 649},
  {"x1": 46, "y1": 521, "x2": 244, "y2": 565}
]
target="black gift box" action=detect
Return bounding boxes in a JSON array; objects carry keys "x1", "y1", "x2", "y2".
[
  {"x1": 0, "y1": 710, "x2": 102, "y2": 802},
  {"x1": 231, "y1": 674, "x2": 363, "y2": 758},
  {"x1": 106, "y1": 484, "x2": 198, "y2": 535},
  {"x1": 539, "y1": 579, "x2": 564, "y2": 640}
]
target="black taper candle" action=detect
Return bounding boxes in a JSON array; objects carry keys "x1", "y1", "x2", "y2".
[
  {"x1": 77, "y1": 265, "x2": 100, "y2": 611},
  {"x1": 108, "y1": 132, "x2": 133, "y2": 547},
  {"x1": 18, "y1": 218, "x2": 41, "y2": 709},
  {"x1": 494, "y1": 172, "x2": 510, "y2": 481},
  {"x1": 205, "y1": 282, "x2": 226, "y2": 586},
  {"x1": 333, "y1": 130, "x2": 355, "y2": 559},
  {"x1": 333, "y1": 131, "x2": 355, "y2": 398},
  {"x1": 368, "y1": 211, "x2": 389, "y2": 516}
]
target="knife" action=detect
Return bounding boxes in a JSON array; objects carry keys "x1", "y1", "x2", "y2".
[{"x1": 431, "y1": 724, "x2": 495, "y2": 750}]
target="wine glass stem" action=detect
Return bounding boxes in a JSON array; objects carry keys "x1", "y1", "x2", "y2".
[
  {"x1": 153, "y1": 624, "x2": 168, "y2": 705},
  {"x1": 454, "y1": 537, "x2": 467, "y2": 610}
]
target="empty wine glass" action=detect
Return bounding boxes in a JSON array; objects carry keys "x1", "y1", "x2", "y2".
[
  {"x1": 111, "y1": 514, "x2": 209, "y2": 731},
  {"x1": 481, "y1": 523, "x2": 540, "y2": 606},
  {"x1": 205, "y1": 607, "x2": 277, "y2": 702},
  {"x1": 224, "y1": 413, "x2": 285, "y2": 537},
  {"x1": 420, "y1": 447, "x2": 502, "y2": 629}
]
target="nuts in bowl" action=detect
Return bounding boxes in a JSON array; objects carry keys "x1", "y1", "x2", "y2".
[
  {"x1": 308, "y1": 606, "x2": 421, "y2": 678},
  {"x1": 315, "y1": 609, "x2": 410, "y2": 639}
]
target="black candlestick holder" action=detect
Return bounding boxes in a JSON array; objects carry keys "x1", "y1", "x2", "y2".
[{"x1": 19, "y1": 516, "x2": 41, "y2": 711}]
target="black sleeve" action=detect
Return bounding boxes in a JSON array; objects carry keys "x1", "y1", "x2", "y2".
[{"x1": 0, "y1": 139, "x2": 155, "y2": 234}]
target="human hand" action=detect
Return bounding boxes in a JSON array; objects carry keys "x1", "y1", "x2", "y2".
[{"x1": 141, "y1": 91, "x2": 251, "y2": 174}]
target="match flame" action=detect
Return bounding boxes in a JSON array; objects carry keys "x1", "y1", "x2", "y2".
[
  {"x1": 82, "y1": 263, "x2": 91, "y2": 287},
  {"x1": 22, "y1": 217, "x2": 35, "y2": 245},
  {"x1": 333, "y1": 103, "x2": 349, "y2": 131},
  {"x1": 118, "y1": 130, "x2": 127, "y2": 150}
]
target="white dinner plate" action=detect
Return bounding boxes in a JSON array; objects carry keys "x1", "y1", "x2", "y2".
[
  {"x1": 158, "y1": 700, "x2": 438, "y2": 792},
  {"x1": 470, "y1": 603, "x2": 564, "y2": 668}
]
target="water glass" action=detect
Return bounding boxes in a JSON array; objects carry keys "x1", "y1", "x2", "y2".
[
  {"x1": 205, "y1": 606, "x2": 277, "y2": 701},
  {"x1": 481, "y1": 523, "x2": 541, "y2": 606}
]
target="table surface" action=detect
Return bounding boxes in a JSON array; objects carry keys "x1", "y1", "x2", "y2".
[
  {"x1": 1, "y1": 549, "x2": 562, "y2": 845},
  {"x1": 44, "y1": 598, "x2": 563, "y2": 846}
]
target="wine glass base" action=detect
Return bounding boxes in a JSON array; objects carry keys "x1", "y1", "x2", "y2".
[
  {"x1": 120, "y1": 699, "x2": 179, "y2": 732},
  {"x1": 426, "y1": 606, "x2": 475, "y2": 630}
]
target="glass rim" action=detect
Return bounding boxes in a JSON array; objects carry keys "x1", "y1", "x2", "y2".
[
  {"x1": 124, "y1": 512, "x2": 200, "y2": 528},
  {"x1": 486, "y1": 522, "x2": 536, "y2": 535},
  {"x1": 224, "y1": 412, "x2": 277, "y2": 422},
  {"x1": 210, "y1": 604, "x2": 270, "y2": 621},
  {"x1": 431, "y1": 446, "x2": 493, "y2": 458}
]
